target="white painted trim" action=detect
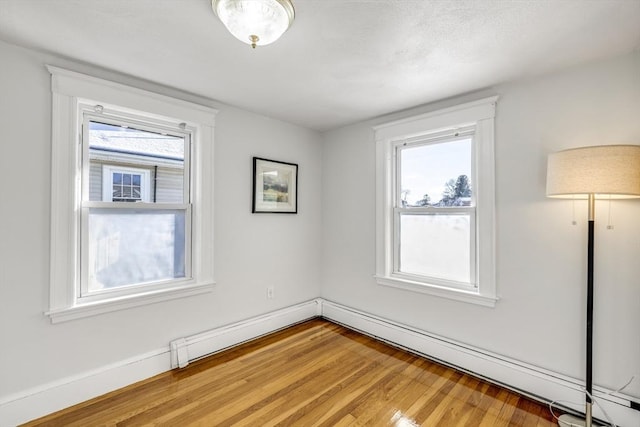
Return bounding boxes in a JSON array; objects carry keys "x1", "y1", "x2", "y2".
[
  {"x1": 373, "y1": 96, "x2": 498, "y2": 140},
  {"x1": 375, "y1": 97, "x2": 498, "y2": 305},
  {"x1": 47, "y1": 66, "x2": 216, "y2": 323},
  {"x1": 375, "y1": 275, "x2": 497, "y2": 307},
  {"x1": 169, "y1": 299, "x2": 322, "y2": 368},
  {"x1": 0, "y1": 299, "x2": 321, "y2": 426},
  {"x1": 46, "y1": 281, "x2": 215, "y2": 324},
  {"x1": 319, "y1": 299, "x2": 639, "y2": 427},
  {"x1": 46, "y1": 65, "x2": 218, "y2": 125}
]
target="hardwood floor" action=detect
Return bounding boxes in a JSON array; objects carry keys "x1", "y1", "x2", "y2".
[{"x1": 23, "y1": 319, "x2": 559, "y2": 426}]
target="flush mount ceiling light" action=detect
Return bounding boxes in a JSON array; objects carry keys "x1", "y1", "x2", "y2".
[{"x1": 212, "y1": 0, "x2": 295, "y2": 49}]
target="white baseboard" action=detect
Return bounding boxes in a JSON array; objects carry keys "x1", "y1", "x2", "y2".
[
  {"x1": 320, "y1": 299, "x2": 639, "y2": 427},
  {"x1": 0, "y1": 299, "x2": 321, "y2": 427},
  {"x1": 169, "y1": 299, "x2": 321, "y2": 368},
  {"x1": 0, "y1": 348, "x2": 170, "y2": 427},
  {"x1": 2, "y1": 298, "x2": 636, "y2": 427}
]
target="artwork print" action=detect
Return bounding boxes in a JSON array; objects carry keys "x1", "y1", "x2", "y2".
[{"x1": 252, "y1": 157, "x2": 298, "y2": 213}]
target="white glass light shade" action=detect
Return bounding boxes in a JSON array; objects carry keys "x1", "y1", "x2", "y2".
[
  {"x1": 546, "y1": 145, "x2": 640, "y2": 199},
  {"x1": 212, "y1": 0, "x2": 295, "y2": 48}
]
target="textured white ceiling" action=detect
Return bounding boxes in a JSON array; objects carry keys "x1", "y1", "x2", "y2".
[{"x1": 0, "y1": 0, "x2": 639, "y2": 131}]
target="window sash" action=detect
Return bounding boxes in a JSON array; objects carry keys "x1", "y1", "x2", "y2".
[
  {"x1": 81, "y1": 112, "x2": 191, "y2": 206},
  {"x1": 393, "y1": 132, "x2": 476, "y2": 210},
  {"x1": 392, "y1": 209, "x2": 477, "y2": 291},
  {"x1": 78, "y1": 205, "x2": 193, "y2": 302},
  {"x1": 79, "y1": 111, "x2": 193, "y2": 301}
]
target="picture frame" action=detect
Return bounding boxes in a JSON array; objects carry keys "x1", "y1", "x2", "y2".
[{"x1": 252, "y1": 157, "x2": 298, "y2": 213}]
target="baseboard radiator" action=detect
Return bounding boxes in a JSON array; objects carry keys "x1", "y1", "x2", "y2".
[{"x1": 169, "y1": 299, "x2": 322, "y2": 369}]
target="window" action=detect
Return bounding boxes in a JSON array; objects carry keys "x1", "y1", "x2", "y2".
[
  {"x1": 102, "y1": 166, "x2": 150, "y2": 202},
  {"x1": 374, "y1": 97, "x2": 497, "y2": 306},
  {"x1": 47, "y1": 66, "x2": 217, "y2": 323}
]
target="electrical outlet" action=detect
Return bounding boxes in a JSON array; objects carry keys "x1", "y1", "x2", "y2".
[{"x1": 267, "y1": 286, "x2": 274, "y2": 299}]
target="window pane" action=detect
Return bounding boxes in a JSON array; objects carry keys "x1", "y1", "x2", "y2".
[
  {"x1": 87, "y1": 209, "x2": 186, "y2": 292},
  {"x1": 400, "y1": 138, "x2": 472, "y2": 207},
  {"x1": 88, "y1": 121, "x2": 186, "y2": 203},
  {"x1": 399, "y1": 214, "x2": 470, "y2": 283}
]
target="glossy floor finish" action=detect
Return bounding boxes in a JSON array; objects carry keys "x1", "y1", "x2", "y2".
[{"x1": 23, "y1": 319, "x2": 559, "y2": 426}]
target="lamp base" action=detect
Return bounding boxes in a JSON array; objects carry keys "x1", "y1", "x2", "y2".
[{"x1": 557, "y1": 414, "x2": 603, "y2": 427}]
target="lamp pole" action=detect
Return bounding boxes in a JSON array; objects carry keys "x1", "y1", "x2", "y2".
[{"x1": 585, "y1": 194, "x2": 595, "y2": 427}]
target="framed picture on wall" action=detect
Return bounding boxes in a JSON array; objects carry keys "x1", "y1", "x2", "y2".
[{"x1": 252, "y1": 157, "x2": 298, "y2": 213}]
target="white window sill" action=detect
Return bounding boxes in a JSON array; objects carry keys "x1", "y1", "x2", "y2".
[
  {"x1": 46, "y1": 281, "x2": 215, "y2": 324},
  {"x1": 375, "y1": 275, "x2": 498, "y2": 308}
]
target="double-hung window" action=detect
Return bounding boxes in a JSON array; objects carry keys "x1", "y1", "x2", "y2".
[
  {"x1": 81, "y1": 114, "x2": 191, "y2": 299},
  {"x1": 47, "y1": 66, "x2": 217, "y2": 323},
  {"x1": 375, "y1": 97, "x2": 497, "y2": 306}
]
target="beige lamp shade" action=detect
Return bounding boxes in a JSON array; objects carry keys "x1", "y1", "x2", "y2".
[{"x1": 546, "y1": 145, "x2": 640, "y2": 199}]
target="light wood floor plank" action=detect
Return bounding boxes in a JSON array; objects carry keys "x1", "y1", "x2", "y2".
[{"x1": 22, "y1": 318, "x2": 559, "y2": 426}]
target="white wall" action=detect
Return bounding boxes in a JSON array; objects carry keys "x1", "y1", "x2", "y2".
[
  {"x1": 321, "y1": 51, "x2": 640, "y2": 399},
  {"x1": 0, "y1": 39, "x2": 322, "y2": 397}
]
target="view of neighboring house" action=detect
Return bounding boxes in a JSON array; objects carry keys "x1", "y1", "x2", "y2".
[{"x1": 88, "y1": 121, "x2": 185, "y2": 204}]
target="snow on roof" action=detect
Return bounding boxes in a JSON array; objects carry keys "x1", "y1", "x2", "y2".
[{"x1": 89, "y1": 129, "x2": 184, "y2": 161}]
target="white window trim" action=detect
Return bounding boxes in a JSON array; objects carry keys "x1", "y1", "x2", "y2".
[
  {"x1": 101, "y1": 165, "x2": 151, "y2": 202},
  {"x1": 374, "y1": 97, "x2": 498, "y2": 307},
  {"x1": 47, "y1": 65, "x2": 217, "y2": 323}
]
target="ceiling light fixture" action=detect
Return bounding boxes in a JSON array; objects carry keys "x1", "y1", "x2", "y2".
[{"x1": 212, "y1": 0, "x2": 295, "y2": 49}]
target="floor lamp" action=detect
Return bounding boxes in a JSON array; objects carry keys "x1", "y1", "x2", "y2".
[{"x1": 546, "y1": 145, "x2": 640, "y2": 427}]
